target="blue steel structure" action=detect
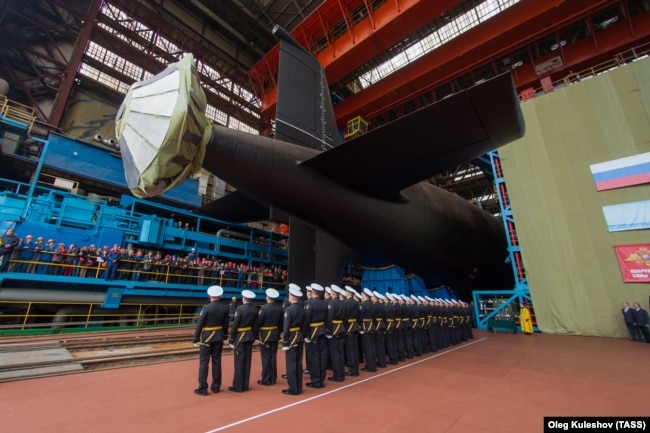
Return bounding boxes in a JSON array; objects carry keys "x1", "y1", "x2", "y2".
[
  {"x1": 472, "y1": 151, "x2": 534, "y2": 331},
  {"x1": 361, "y1": 265, "x2": 456, "y2": 300},
  {"x1": 0, "y1": 99, "x2": 288, "y2": 333}
]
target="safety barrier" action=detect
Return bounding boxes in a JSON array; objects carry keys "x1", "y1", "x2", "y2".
[
  {"x1": 0, "y1": 95, "x2": 36, "y2": 133},
  {"x1": 0, "y1": 255, "x2": 287, "y2": 290},
  {"x1": 0, "y1": 300, "x2": 200, "y2": 335},
  {"x1": 519, "y1": 42, "x2": 650, "y2": 102}
]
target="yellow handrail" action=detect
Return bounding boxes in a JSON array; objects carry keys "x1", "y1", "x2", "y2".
[{"x1": 0, "y1": 94, "x2": 37, "y2": 133}]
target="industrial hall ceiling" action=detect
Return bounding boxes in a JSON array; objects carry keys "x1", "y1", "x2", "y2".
[{"x1": 1, "y1": 0, "x2": 649, "y2": 215}]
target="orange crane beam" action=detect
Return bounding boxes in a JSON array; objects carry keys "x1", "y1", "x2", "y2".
[
  {"x1": 332, "y1": 0, "x2": 635, "y2": 127},
  {"x1": 249, "y1": 0, "x2": 462, "y2": 121}
]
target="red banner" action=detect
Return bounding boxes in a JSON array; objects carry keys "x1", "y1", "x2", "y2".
[{"x1": 614, "y1": 244, "x2": 650, "y2": 283}]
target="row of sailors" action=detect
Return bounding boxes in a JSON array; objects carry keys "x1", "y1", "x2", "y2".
[
  {"x1": 297, "y1": 283, "x2": 473, "y2": 390},
  {"x1": 193, "y1": 283, "x2": 473, "y2": 396}
]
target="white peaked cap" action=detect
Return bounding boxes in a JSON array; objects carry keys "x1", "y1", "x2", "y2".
[
  {"x1": 289, "y1": 285, "x2": 303, "y2": 298},
  {"x1": 207, "y1": 285, "x2": 223, "y2": 297},
  {"x1": 311, "y1": 283, "x2": 325, "y2": 292},
  {"x1": 242, "y1": 289, "x2": 256, "y2": 299},
  {"x1": 265, "y1": 288, "x2": 279, "y2": 299}
]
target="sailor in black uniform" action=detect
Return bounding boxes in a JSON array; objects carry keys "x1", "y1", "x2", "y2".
[
  {"x1": 372, "y1": 291, "x2": 387, "y2": 368},
  {"x1": 193, "y1": 285, "x2": 229, "y2": 396},
  {"x1": 303, "y1": 283, "x2": 328, "y2": 388},
  {"x1": 282, "y1": 284, "x2": 305, "y2": 395},
  {"x1": 327, "y1": 284, "x2": 347, "y2": 382},
  {"x1": 384, "y1": 293, "x2": 399, "y2": 365},
  {"x1": 424, "y1": 296, "x2": 437, "y2": 353},
  {"x1": 228, "y1": 289, "x2": 259, "y2": 392},
  {"x1": 343, "y1": 286, "x2": 361, "y2": 376},
  {"x1": 257, "y1": 288, "x2": 283, "y2": 386},
  {"x1": 360, "y1": 288, "x2": 377, "y2": 372}
]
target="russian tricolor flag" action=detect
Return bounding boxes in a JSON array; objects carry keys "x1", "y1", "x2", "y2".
[{"x1": 590, "y1": 152, "x2": 650, "y2": 191}]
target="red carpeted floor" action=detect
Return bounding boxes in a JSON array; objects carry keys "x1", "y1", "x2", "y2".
[{"x1": 2, "y1": 330, "x2": 648, "y2": 433}]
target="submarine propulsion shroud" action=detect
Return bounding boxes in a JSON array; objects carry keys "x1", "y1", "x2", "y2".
[
  {"x1": 116, "y1": 30, "x2": 525, "y2": 297},
  {"x1": 116, "y1": 54, "x2": 211, "y2": 198}
]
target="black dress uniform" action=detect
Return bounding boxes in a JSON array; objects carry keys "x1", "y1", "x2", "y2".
[
  {"x1": 412, "y1": 299, "x2": 423, "y2": 356},
  {"x1": 327, "y1": 291, "x2": 347, "y2": 382},
  {"x1": 425, "y1": 300, "x2": 437, "y2": 353},
  {"x1": 283, "y1": 297, "x2": 305, "y2": 395},
  {"x1": 402, "y1": 300, "x2": 414, "y2": 359},
  {"x1": 303, "y1": 293, "x2": 328, "y2": 388},
  {"x1": 343, "y1": 294, "x2": 361, "y2": 376},
  {"x1": 395, "y1": 298, "x2": 407, "y2": 361},
  {"x1": 193, "y1": 294, "x2": 229, "y2": 395},
  {"x1": 257, "y1": 297, "x2": 284, "y2": 385},
  {"x1": 360, "y1": 295, "x2": 377, "y2": 372},
  {"x1": 384, "y1": 295, "x2": 399, "y2": 365},
  {"x1": 417, "y1": 299, "x2": 428, "y2": 354},
  {"x1": 373, "y1": 296, "x2": 387, "y2": 368},
  {"x1": 229, "y1": 296, "x2": 259, "y2": 392}
]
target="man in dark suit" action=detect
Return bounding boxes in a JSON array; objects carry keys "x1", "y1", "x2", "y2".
[
  {"x1": 632, "y1": 303, "x2": 650, "y2": 343},
  {"x1": 257, "y1": 288, "x2": 283, "y2": 386},
  {"x1": 282, "y1": 284, "x2": 305, "y2": 395},
  {"x1": 622, "y1": 301, "x2": 640, "y2": 342},
  {"x1": 0, "y1": 229, "x2": 20, "y2": 273},
  {"x1": 228, "y1": 289, "x2": 259, "y2": 392},
  {"x1": 193, "y1": 285, "x2": 229, "y2": 395}
]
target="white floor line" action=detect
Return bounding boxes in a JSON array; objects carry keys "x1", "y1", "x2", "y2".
[{"x1": 205, "y1": 336, "x2": 487, "y2": 433}]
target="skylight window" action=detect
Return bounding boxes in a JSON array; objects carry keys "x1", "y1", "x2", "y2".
[{"x1": 357, "y1": 0, "x2": 521, "y2": 89}]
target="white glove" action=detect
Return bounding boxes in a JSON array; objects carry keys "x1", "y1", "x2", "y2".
[
  {"x1": 193, "y1": 343, "x2": 199, "y2": 348},
  {"x1": 326, "y1": 335, "x2": 333, "y2": 340},
  {"x1": 229, "y1": 343, "x2": 235, "y2": 349},
  {"x1": 359, "y1": 331, "x2": 364, "y2": 334},
  {"x1": 281, "y1": 346, "x2": 290, "y2": 351}
]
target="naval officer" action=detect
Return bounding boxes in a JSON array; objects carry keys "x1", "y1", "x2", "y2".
[
  {"x1": 303, "y1": 283, "x2": 328, "y2": 388},
  {"x1": 282, "y1": 283, "x2": 305, "y2": 395},
  {"x1": 327, "y1": 284, "x2": 347, "y2": 382},
  {"x1": 360, "y1": 288, "x2": 377, "y2": 372},
  {"x1": 228, "y1": 289, "x2": 258, "y2": 392},
  {"x1": 193, "y1": 285, "x2": 229, "y2": 396},
  {"x1": 343, "y1": 286, "x2": 361, "y2": 376},
  {"x1": 257, "y1": 288, "x2": 283, "y2": 386}
]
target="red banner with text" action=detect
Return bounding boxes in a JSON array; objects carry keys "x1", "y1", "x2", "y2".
[{"x1": 614, "y1": 244, "x2": 650, "y2": 282}]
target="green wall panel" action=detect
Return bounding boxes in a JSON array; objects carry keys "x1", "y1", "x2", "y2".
[{"x1": 499, "y1": 58, "x2": 650, "y2": 337}]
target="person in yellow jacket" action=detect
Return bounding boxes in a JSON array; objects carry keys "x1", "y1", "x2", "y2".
[{"x1": 520, "y1": 303, "x2": 534, "y2": 335}]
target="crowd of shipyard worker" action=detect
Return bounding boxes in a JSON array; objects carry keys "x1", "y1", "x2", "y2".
[
  {"x1": 193, "y1": 282, "x2": 473, "y2": 396},
  {"x1": 0, "y1": 229, "x2": 287, "y2": 288}
]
